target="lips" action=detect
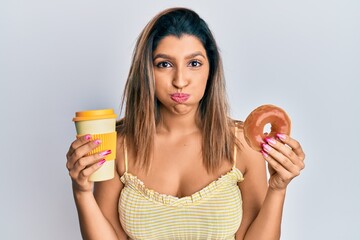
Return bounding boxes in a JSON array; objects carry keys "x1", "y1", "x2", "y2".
[{"x1": 170, "y1": 93, "x2": 190, "y2": 103}]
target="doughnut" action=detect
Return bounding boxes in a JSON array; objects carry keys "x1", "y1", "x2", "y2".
[{"x1": 243, "y1": 104, "x2": 291, "y2": 151}]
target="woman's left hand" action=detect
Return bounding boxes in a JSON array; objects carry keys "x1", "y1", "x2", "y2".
[{"x1": 261, "y1": 134, "x2": 305, "y2": 191}]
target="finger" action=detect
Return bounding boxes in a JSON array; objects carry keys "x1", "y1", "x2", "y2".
[
  {"x1": 262, "y1": 143, "x2": 300, "y2": 174},
  {"x1": 264, "y1": 155, "x2": 275, "y2": 175},
  {"x1": 73, "y1": 149, "x2": 111, "y2": 171},
  {"x1": 265, "y1": 137, "x2": 302, "y2": 167},
  {"x1": 78, "y1": 159, "x2": 107, "y2": 181},
  {"x1": 276, "y1": 134, "x2": 306, "y2": 161},
  {"x1": 275, "y1": 135, "x2": 306, "y2": 171},
  {"x1": 69, "y1": 149, "x2": 111, "y2": 179},
  {"x1": 67, "y1": 139, "x2": 102, "y2": 170},
  {"x1": 260, "y1": 150, "x2": 295, "y2": 180},
  {"x1": 67, "y1": 134, "x2": 92, "y2": 158},
  {"x1": 69, "y1": 158, "x2": 106, "y2": 181}
]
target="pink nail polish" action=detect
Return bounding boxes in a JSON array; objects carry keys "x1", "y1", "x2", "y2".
[
  {"x1": 99, "y1": 150, "x2": 111, "y2": 157},
  {"x1": 265, "y1": 137, "x2": 276, "y2": 145},
  {"x1": 85, "y1": 134, "x2": 91, "y2": 141},
  {"x1": 276, "y1": 133, "x2": 286, "y2": 141},
  {"x1": 262, "y1": 143, "x2": 272, "y2": 152},
  {"x1": 97, "y1": 159, "x2": 106, "y2": 166},
  {"x1": 261, "y1": 150, "x2": 269, "y2": 158},
  {"x1": 94, "y1": 139, "x2": 102, "y2": 145}
]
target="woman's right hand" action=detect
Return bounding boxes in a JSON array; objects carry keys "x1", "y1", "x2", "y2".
[{"x1": 66, "y1": 135, "x2": 109, "y2": 192}]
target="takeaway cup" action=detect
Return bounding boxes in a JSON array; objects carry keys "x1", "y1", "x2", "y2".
[{"x1": 72, "y1": 109, "x2": 117, "y2": 181}]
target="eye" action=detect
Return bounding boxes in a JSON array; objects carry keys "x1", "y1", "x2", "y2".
[
  {"x1": 188, "y1": 60, "x2": 202, "y2": 68},
  {"x1": 156, "y1": 61, "x2": 172, "y2": 68}
]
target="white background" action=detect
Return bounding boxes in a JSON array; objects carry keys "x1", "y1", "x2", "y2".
[{"x1": 1, "y1": 0, "x2": 359, "y2": 239}]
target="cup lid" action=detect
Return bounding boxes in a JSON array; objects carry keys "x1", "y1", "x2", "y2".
[{"x1": 73, "y1": 109, "x2": 117, "y2": 121}]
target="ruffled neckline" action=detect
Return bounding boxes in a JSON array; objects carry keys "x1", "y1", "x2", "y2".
[{"x1": 120, "y1": 167, "x2": 244, "y2": 207}]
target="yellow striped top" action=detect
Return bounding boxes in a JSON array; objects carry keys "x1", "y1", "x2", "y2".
[{"x1": 119, "y1": 140, "x2": 244, "y2": 239}]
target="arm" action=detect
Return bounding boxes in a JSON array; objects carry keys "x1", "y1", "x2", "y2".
[
  {"x1": 73, "y1": 187, "x2": 122, "y2": 240},
  {"x1": 92, "y1": 170, "x2": 128, "y2": 239},
  {"x1": 235, "y1": 130, "x2": 305, "y2": 240},
  {"x1": 66, "y1": 135, "x2": 128, "y2": 240}
]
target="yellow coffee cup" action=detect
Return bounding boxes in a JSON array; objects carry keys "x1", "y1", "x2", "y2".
[{"x1": 73, "y1": 109, "x2": 117, "y2": 181}]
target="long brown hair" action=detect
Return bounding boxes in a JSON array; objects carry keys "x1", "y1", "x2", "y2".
[{"x1": 117, "y1": 7, "x2": 238, "y2": 172}]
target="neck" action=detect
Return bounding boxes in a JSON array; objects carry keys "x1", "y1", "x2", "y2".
[{"x1": 156, "y1": 107, "x2": 200, "y2": 135}]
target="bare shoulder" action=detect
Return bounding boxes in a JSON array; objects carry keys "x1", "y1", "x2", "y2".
[{"x1": 233, "y1": 120, "x2": 266, "y2": 176}]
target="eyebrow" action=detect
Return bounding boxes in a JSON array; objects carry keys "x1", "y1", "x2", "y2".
[{"x1": 153, "y1": 51, "x2": 206, "y2": 61}]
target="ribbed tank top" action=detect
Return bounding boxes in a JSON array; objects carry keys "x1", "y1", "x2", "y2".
[{"x1": 118, "y1": 131, "x2": 244, "y2": 239}]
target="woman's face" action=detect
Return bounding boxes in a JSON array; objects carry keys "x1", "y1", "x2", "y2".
[{"x1": 153, "y1": 34, "x2": 210, "y2": 116}]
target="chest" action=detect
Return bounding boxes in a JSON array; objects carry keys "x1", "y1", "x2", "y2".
[
  {"x1": 132, "y1": 157, "x2": 232, "y2": 198},
  {"x1": 119, "y1": 168, "x2": 243, "y2": 240},
  {"x1": 126, "y1": 131, "x2": 233, "y2": 198}
]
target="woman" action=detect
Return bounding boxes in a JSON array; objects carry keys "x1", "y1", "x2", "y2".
[{"x1": 66, "y1": 7, "x2": 305, "y2": 240}]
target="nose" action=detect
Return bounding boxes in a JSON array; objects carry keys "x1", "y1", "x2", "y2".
[{"x1": 172, "y1": 68, "x2": 189, "y2": 90}]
